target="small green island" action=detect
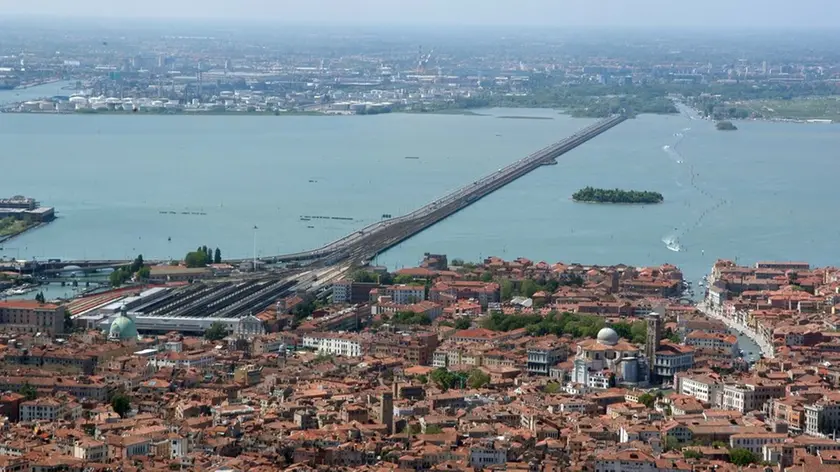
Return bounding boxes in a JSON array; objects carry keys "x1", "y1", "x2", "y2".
[
  {"x1": 716, "y1": 120, "x2": 738, "y2": 131},
  {"x1": 572, "y1": 187, "x2": 664, "y2": 204}
]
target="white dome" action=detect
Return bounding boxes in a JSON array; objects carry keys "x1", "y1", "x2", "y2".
[{"x1": 597, "y1": 327, "x2": 619, "y2": 346}]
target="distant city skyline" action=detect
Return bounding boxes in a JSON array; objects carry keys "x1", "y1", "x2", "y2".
[{"x1": 4, "y1": 0, "x2": 840, "y2": 28}]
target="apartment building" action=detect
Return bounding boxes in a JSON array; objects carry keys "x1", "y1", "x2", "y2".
[
  {"x1": 381, "y1": 284, "x2": 425, "y2": 304},
  {"x1": 526, "y1": 338, "x2": 568, "y2": 376},
  {"x1": 301, "y1": 333, "x2": 363, "y2": 357},
  {"x1": 730, "y1": 433, "x2": 787, "y2": 456},
  {"x1": 685, "y1": 331, "x2": 738, "y2": 358},
  {"x1": 805, "y1": 395, "x2": 840, "y2": 437},
  {"x1": 722, "y1": 380, "x2": 785, "y2": 413},
  {"x1": 0, "y1": 301, "x2": 66, "y2": 336},
  {"x1": 677, "y1": 373, "x2": 724, "y2": 406}
]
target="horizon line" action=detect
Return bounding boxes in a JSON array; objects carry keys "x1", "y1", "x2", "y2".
[{"x1": 1, "y1": 14, "x2": 840, "y2": 32}]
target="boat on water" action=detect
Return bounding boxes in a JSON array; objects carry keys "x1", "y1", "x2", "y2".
[
  {"x1": 404, "y1": 156, "x2": 420, "y2": 160},
  {"x1": 665, "y1": 239, "x2": 681, "y2": 252}
]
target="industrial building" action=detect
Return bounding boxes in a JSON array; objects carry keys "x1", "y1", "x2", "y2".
[
  {"x1": 75, "y1": 279, "x2": 296, "y2": 335},
  {"x1": 0, "y1": 196, "x2": 55, "y2": 222}
]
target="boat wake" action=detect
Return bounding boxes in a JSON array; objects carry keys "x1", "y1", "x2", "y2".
[
  {"x1": 662, "y1": 235, "x2": 682, "y2": 252},
  {"x1": 660, "y1": 118, "x2": 729, "y2": 254},
  {"x1": 662, "y1": 144, "x2": 682, "y2": 164}
]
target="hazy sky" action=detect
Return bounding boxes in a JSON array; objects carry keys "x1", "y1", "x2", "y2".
[{"x1": 3, "y1": 0, "x2": 840, "y2": 28}]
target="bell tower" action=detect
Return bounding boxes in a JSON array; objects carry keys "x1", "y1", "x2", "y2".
[{"x1": 646, "y1": 313, "x2": 662, "y2": 382}]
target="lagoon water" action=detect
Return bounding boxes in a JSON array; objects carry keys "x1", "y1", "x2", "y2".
[{"x1": 2, "y1": 83, "x2": 840, "y2": 290}]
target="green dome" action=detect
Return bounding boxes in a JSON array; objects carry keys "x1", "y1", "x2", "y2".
[{"x1": 109, "y1": 309, "x2": 138, "y2": 340}]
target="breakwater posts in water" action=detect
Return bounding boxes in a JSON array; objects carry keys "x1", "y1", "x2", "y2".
[
  {"x1": 300, "y1": 216, "x2": 354, "y2": 221},
  {"x1": 696, "y1": 300, "x2": 775, "y2": 358}
]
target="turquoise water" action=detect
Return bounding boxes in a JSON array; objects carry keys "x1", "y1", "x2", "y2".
[{"x1": 2, "y1": 96, "x2": 839, "y2": 288}]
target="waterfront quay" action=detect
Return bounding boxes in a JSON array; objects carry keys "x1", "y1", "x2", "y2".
[
  {"x1": 0, "y1": 195, "x2": 55, "y2": 245},
  {"x1": 696, "y1": 299, "x2": 774, "y2": 358},
  {"x1": 697, "y1": 259, "x2": 840, "y2": 361}
]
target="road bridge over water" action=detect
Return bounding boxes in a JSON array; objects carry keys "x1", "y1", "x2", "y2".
[
  {"x1": 255, "y1": 114, "x2": 626, "y2": 267},
  {"x1": 44, "y1": 114, "x2": 625, "y2": 273}
]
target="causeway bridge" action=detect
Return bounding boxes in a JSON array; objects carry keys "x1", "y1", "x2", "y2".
[
  {"x1": 38, "y1": 114, "x2": 625, "y2": 273},
  {"x1": 258, "y1": 114, "x2": 626, "y2": 266}
]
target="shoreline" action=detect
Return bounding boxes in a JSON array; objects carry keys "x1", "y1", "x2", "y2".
[
  {"x1": 571, "y1": 199, "x2": 663, "y2": 205},
  {"x1": 2, "y1": 105, "x2": 836, "y2": 124},
  {"x1": 13, "y1": 78, "x2": 63, "y2": 90},
  {"x1": 678, "y1": 101, "x2": 837, "y2": 125},
  {"x1": 0, "y1": 221, "x2": 51, "y2": 246}
]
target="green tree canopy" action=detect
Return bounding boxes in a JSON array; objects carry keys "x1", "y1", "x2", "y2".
[
  {"x1": 20, "y1": 384, "x2": 37, "y2": 401},
  {"x1": 467, "y1": 369, "x2": 491, "y2": 389},
  {"x1": 663, "y1": 436, "x2": 681, "y2": 452},
  {"x1": 520, "y1": 279, "x2": 540, "y2": 298},
  {"x1": 482, "y1": 311, "x2": 605, "y2": 338},
  {"x1": 638, "y1": 393, "x2": 656, "y2": 408},
  {"x1": 136, "y1": 266, "x2": 151, "y2": 281},
  {"x1": 500, "y1": 279, "x2": 514, "y2": 300},
  {"x1": 729, "y1": 448, "x2": 758, "y2": 466},
  {"x1": 454, "y1": 318, "x2": 472, "y2": 330},
  {"x1": 572, "y1": 186, "x2": 664, "y2": 204},
  {"x1": 109, "y1": 268, "x2": 131, "y2": 287},
  {"x1": 185, "y1": 251, "x2": 208, "y2": 268},
  {"x1": 683, "y1": 450, "x2": 703, "y2": 460},
  {"x1": 391, "y1": 311, "x2": 431, "y2": 326},
  {"x1": 351, "y1": 270, "x2": 377, "y2": 283},
  {"x1": 111, "y1": 392, "x2": 131, "y2": 418},
  {"x1": 393, "y1": 274, "x2": 416, "y2": 284},
  {"x1": 204, "y1": 321, "x2": 229, "y2": 341},
  {"x1": 130, "y1": 254, "x2": 144, "y2": 273},
  {"x1": 214, "y1": 248, "x2": 222, "y2": 264},
  {"x1": 429, "y1": 368, "x2": 468, "y2": 392}
]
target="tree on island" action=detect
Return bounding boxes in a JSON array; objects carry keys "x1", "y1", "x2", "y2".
[
  {"x1": 572, "y1": 186, "x2": 664, "y2": 204},
  {"x1": 716, "y1": 121, "x2": 738, "y2": 131}
]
